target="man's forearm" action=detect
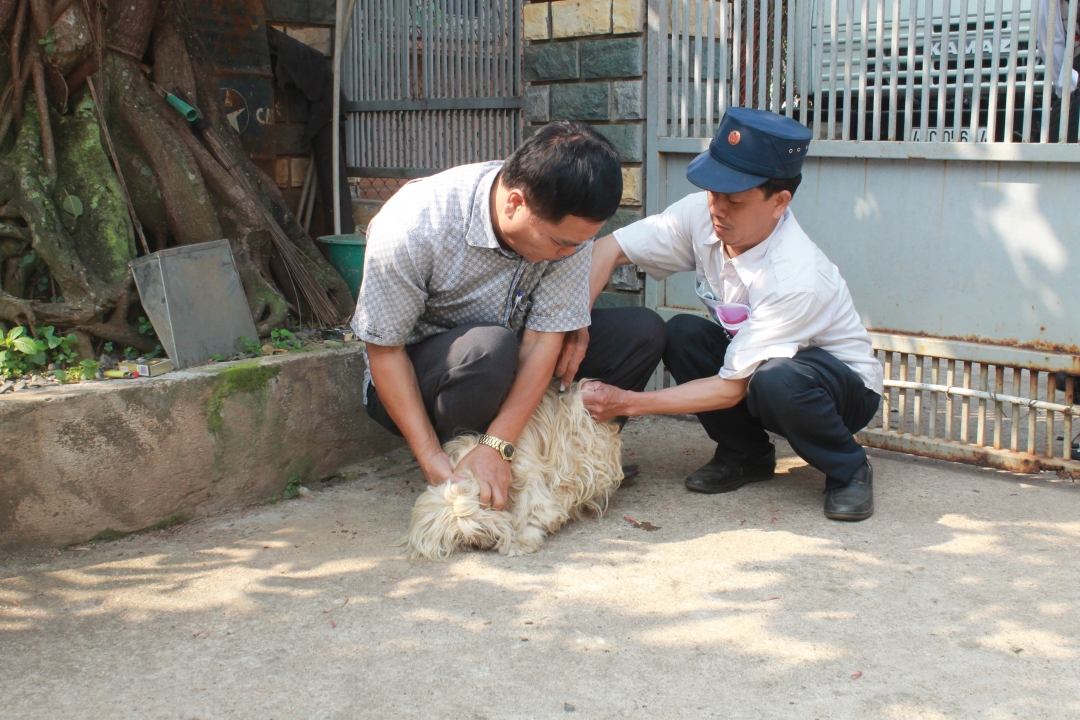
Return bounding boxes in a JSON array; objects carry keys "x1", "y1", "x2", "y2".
[
  {"x1": 485, "y1": 329, "x2": 565, "y2": 443},
  {"x1": 588, "y1": 234, "x2": 632, "y2": 307},
  {"x1": 619, "y1": 375, "x2": 751, "y2": 416},
  {"x1": 365, "y1": 343, "x2": 442, "y2": 467}
]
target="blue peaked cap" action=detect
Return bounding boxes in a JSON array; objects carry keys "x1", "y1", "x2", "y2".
[{"x1": 686, "y1": 107, "x2": 813, "y2": 193}]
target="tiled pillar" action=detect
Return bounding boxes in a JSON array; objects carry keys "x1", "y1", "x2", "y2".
[{"x1": 523, "y1": 0, "x2": 648, "y2": 307}]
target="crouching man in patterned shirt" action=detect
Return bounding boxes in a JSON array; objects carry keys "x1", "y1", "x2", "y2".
[{"x1": 351, "y1": 121, "x2": 667, "y2": 511}]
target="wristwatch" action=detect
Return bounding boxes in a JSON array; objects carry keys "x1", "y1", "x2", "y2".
[{"x1": 478, "y1": 434, "x2": 516, "y2": 462}]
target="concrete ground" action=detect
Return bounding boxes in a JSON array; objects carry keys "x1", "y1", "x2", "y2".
[{"x1": 2, "y1": 416, "x2": 1079, "y2": 720}]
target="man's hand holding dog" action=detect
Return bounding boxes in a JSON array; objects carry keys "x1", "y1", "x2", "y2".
[
  {"x1": 555, "y1": 327, "x2": 589, "y2": 387},
  {"x1": 455, "y1": 443, "x2": 513, "y2": 510},
  {"x1": 580, "y1": 380, "x2": 628, "y2": 422}
]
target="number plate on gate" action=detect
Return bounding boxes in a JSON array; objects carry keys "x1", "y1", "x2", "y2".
[{"x1": 909, "y1": 127, "x2": 989, "y2": 142}]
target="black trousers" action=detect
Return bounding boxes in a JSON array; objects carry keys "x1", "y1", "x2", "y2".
[
  {"x1": 664, "y1": 314, "x2": 880, "y2": 490},
  {"x1": 366, "y1": 306, "x2": 667, "y2": 443}
]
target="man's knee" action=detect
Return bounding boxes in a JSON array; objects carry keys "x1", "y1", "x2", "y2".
[
  {"x1": 663, "y1": 313, "x2": 723, "y2": 370},
  {"x1": 625, "y1": 307, "x2": 667, "y2": 355},
  {"x1": 665, "y1": 313, "x2": 712, "y2": 346},
  {"x1": 456, "y1": 324, "x2": 519, "y2": 389},
  {"x1": 746, "y1": 357, "x2": 814, "y2": 419},
  {"x1": 749, "y1": 357, "x2": 803, "y2": 395}
]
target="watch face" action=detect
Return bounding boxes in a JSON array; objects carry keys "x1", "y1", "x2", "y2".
[{"x1": 502, "y1": 443, "x2": 516, "y2": 460}]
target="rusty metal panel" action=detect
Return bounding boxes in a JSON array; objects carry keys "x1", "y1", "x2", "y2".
[
  {"x1": 868, "y1": 333, "x2": 1080, "y2": 373},
  {"x1": 184, "y1": 0, "x2": 275, "y2": 155},
  {"x1": 857, "y1": 429, "x2": 1080, "y2": 478}
]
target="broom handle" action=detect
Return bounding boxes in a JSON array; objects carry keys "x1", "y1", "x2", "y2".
[{"x1": 331, "y1": 0, "x2": 357, "y2": 235}]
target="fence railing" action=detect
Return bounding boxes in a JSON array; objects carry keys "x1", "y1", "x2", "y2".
[
  {"x1": 342, "y1": 0, "x2": 523, "y2": 178},
  {"x1": 858, "y1": 333, "x2": 1080, "y2": 477},
  {"x1": 657, "y1": 0, "x2": 1080, "y2": 153}
]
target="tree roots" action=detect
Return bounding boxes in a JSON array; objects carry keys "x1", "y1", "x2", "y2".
[{"x1": 0, "y1": 0, "x2": 351, "y2": 357}]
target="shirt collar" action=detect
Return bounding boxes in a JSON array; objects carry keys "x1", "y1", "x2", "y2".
[
  {"x1": 721, "y1": 208, "x2": 790, "y2": 286},
  {"x1": 465, "y1": 165, "x2": 507, "y2": 252}
]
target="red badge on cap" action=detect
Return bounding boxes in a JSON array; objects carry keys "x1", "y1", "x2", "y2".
[{"x1": 728, "y1": 130, "x2": 741, "y2": 145}]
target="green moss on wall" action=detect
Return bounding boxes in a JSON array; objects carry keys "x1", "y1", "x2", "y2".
[{"x1": 205, "y1": 362, "x2": 280, "y2": 436}]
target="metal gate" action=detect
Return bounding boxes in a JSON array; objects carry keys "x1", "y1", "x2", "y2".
[
  {"x1": 342, "y1": 0, "x2": 524, "y2": 196},
  {"x1": 646, "y1": 0, "x2": 1080, "y2": 475}
]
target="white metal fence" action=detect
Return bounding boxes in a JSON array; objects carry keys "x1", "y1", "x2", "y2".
[
  {"x1": 862, "y1": 334, "x2": 1080, "y2": 477},
  {"x1": 342, "y1": 0, "x2": 523, "y2": 178},
  {"x1": 658, "y1": 0, "x2": 1080, "y2": 151}
]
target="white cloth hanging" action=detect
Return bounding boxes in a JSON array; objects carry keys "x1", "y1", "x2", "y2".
[{"x1": 1037, "y1": 0, "x2": 1080, "y2": 96}]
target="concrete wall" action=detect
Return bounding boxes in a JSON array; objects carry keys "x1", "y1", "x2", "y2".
[
  {"x1": 0, "y1": 345, "x2": 404, "y2": 552},
  {"x1": 523, "y1": 0, "x2": 648, "y2": 309}
]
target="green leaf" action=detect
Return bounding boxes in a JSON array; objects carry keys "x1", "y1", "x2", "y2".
[
  {"x1": 29, "y1": 351, "x2": 46, "y2": 366},
  {"x1": 54, "y1": 369, "x2": 67, "y2": 383},
  {"x1": 19, "y1": 251, "x2": 35, "y2": 268},
  {"x1": 62, "y1": 194, "x2": 84, "y2": 218},
  {"x1": 44, "y1": 43, "x2": 56, "y2": 55},
  {"x1": 42, "y1": 327, "x2": 62, "y2": 349},
  {"x1": 8, "y1": 326, "x2": 25, "y2": 342},
  {"x1": 13, "y1": 336, "x2": 37, "y2": 354}
]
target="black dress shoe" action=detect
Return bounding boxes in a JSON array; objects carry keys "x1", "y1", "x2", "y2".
[
  {"x1": 824, "y1": 461, "x2": 874, "y2": 521},
  {"x1": 621, "y1": 464, "x2": 641, "y2": 482},
  {"x1": 684, "y1": 446, "x2": 776, "y2": 494}
]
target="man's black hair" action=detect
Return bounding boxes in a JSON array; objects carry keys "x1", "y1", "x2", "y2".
[
  {"x1": 760, "y1": 174, "x2": 802, "y2": 199},
  {"x1": 500, "y1": 120, "x2": 622, "y2": 224}
]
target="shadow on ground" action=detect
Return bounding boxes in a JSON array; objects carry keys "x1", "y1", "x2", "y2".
[{"x1": 2, "y1": 416, "x2": 1079, "y2": 719}]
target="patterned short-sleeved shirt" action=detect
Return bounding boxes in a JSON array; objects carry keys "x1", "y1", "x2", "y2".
[{"x1": 351, "y1": 161, "x2": 593, "y2": 392}]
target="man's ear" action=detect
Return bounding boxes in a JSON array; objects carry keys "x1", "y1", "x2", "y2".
[
  {"x1": 503, "y1": 187, "x2": 527, "y2": 220},
  {"x1": 770, "y1": 189, "x2": 792, "y2": 219}
]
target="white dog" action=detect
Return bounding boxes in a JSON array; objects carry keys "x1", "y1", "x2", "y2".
[{"x1": 404, "y1": 381, "x2": 624, "y2": 561}]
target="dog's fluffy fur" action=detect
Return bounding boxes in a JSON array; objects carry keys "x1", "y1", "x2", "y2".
[{"x1": 404, "y1": 381, "x2": 623, "y2": 561}]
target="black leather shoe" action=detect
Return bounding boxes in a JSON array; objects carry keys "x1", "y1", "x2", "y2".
[
  {"x1": 684, "y1": 446, "x2": 776, "y2": 494},
  {"x1": 621, "y1": 464, "x2": 641, "y2": 483},
  {"x1": 824, "y1": 461, "x2": 874, "y2": 521}
]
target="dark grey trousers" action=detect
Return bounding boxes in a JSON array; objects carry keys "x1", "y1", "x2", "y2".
[
  {"x1": 663, "y1": 313, "x2": 881, "y2": 489},
  {"x1": 366, "y1": 306, "x2": 668, "y2": 442}
]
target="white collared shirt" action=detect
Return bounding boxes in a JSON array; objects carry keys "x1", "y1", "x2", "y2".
[{"x1": 614, "y1": 193, "x2": 883, "y2": 394}]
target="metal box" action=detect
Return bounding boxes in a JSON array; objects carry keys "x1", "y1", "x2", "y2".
[{"x1": 130, "y1": 239, "x2": 259, "y2": 369}]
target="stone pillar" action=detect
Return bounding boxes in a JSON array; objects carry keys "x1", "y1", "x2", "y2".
[{"x1": 523, "y1": 0, "x2": 647, "y2": 309}]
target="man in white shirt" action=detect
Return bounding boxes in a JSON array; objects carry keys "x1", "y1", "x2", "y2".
[{"x1": 581, "y1": 108, "x2": 884, "y2": 521}]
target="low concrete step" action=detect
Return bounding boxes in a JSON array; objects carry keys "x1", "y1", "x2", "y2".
[{"x1": 0, "y1": 344, "x2": 404, "y2": 552}]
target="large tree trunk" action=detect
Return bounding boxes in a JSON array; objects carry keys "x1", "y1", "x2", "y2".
[{"x1": 0, "y1": 0, "x2": 353, "y2": 351}]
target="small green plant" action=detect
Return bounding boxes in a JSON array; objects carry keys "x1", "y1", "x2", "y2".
[
  {"x1": 0, "y1": 326, "x2": 45, "y2": 377},
  {"x1": 282, "y1": 474, "x2": 303, "y2": 500},
  {"x1": 37, "y1": 27, "x2": 57, "y2": 55},
  {"x1": 270, "y1": 328, "x2": 302, "y2": 351},
  {"x1": 122, "y1": 346, "x2": 139, "y2": 361},
  {"x1": 103, "y1": 342, "x2": 114, "y2": 353},
  {"x1": 55, "y1": 359, "x2": 99, "y2": 384},
  {"x1": 137, "y1": 316, "x2": 155, "y2": 336},
  {"x1": 237, "y1": 336, "x2": 262, "y2": 355},
  {"x1": 209, "y1": 353, "x2": 225, "y2": 362},
  {"x1": 43, "y1": 327, "x2": 80, "y2": 366},
  {"x1": 1, "y1": 325, "x2": 94, "y2": 380}
]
